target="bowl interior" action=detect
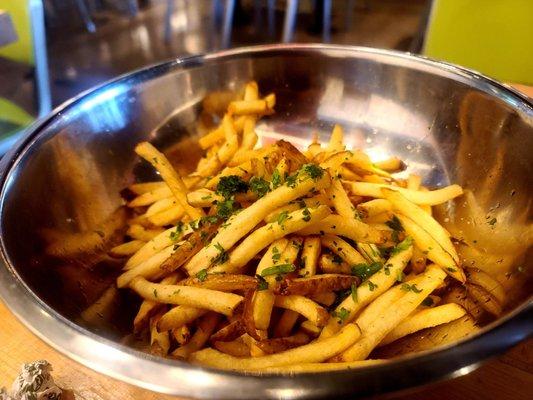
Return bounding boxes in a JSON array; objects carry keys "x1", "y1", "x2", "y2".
[{"x1": 0, "y1": 45, "x2": 532, "y2": 370}]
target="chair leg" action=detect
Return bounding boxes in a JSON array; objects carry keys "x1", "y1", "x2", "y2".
[
  {"x1": 74, "y1": 0, "x2": 96, "y2": 33},
  {"x1": 221, "y1": 0, "x2": 235, "y2": 48},
  {"x1": 322, "y1": 0, "x2": 331, "y2": 43},
  {"x1": 282, "y1": 0, "x2": 298, "y2": 43},
  {"x1": 29, "y1": 0, "x2": 52, "y2": 116}
]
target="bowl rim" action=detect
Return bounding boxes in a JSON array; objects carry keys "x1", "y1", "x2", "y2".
[{"x1": 0, "y1": 43, "x2": 531, "y2": 399}]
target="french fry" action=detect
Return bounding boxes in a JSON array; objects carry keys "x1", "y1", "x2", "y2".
[
  {"x1": 213, "y1": 340, "x2": 251, "y2": 357},
  {"x1": 189, "y1": 323, "x2": 360, "y2": 370},
  {"x1": 274, "y1": 295, "x2": 329, "y2": 327},
  {"x1": 466, "y1": 284, "x2": 502, "y2": 316},
  {"x1": 320, "y1": 242, "x2": 413, "y2": 338},
  {"x1": 335, "y1": 265, "x2": 447, "y2": 361},
  {"x1": 187, "y1": 189, "x2": 223, "y2": 207},
  {"x1": 407, "y1": 174, "x2": 422, "y2": 190},
  {"x1": 205, "y1": 158, "x2": 257, "y2": 189},
  {"x1": 129, "y1": 277, "x2": 243, "y2": 316},
  {"x1": 172, "y1": 312, "x2": 221, "y2": 359},
  {"x1": 344, "y1": 181, "x2": 463, "y2": 206},
  {"x1": 274, "y1": 274, "x2": 358, "y2": 296},
  {"x1": 145, "y1": 198, "x2": 177, "y2": 217},
  {"x1": 117, "y1": 245, "x2": 175, "y2": 287},
  {"x1": 319, "y1": 254, "x2": 352, "y2": 275},
  {"x1": 150, "y1": 312, "x2": 170, "y2": 356},
  {"x1": 300, "y1": 320, "x2": 322, "y2": 336},
  {"x1": 127, "y1": 186, "x2": 172, "y2": 207},
  {"x1": 410, "y1": 245, "x2": 427, "y2": 274},
  {"x1": 379, "y1": 303, "x2": 466, "y2": 346},
  {"x1": 264, "y1": 194, "x2": 327, "y2": 223},
  {"x1": 326, "y1": 177, "x2": 360, "y2": 222},
  {"x1": 135, "y1": 142, "x2": 204, "y2": 220},
  {"x1": 146, "y1": 205, "x2": 184, "y2": 226},
  {"x1": 209, "y1": 320, "x2": 245, "y2": 343},
  {"x1": 255, "y1": 332, "x2": 310, "y2": 354},
  {"x1": 274, "y1": 310, "x2": 300, "y2": 337},
  {"x1": 327, "y1": 125, "x2": 344, "y2": 152},
  {"x1": 211, "y1": 205, "x2": 331, "y2": 274},
  {"x1": 357, "y1": 199, "x2": 392, "y2": 219},
  {"x1": 299, "y1": 236, "x2": 321, "y2": 277},
  {"x1": 127, "y1": 224, "x2": 164, "y2": 241},
  {"x1": 395, "y1": 214, "x2": 465, "y2": 282},
  {"x1": 382, "y1": 188, "x2": 459, "y2": 264},
  {"x1": 320, "y1": 150, "x2": 373, "y2": 172},
  {"x1": 180, "y1": 273, "x2": 258, "y2": 292},
  {"x1": 133, "y1": 273, "x2": 180, "y2": 333},
  {"x1": 320, "y1": 235, "x2": 367, "y2": 266},
  {"x1": 310, "y1": 291, "x2": 336, "y2": 307},
  {"x1": 466, "y1": 268, "x2": 506, "y2": 305},
  {"x1": 299, "y1": 214, "x2": 386, "y2": 244},
  {"x1": 228, "y1": 99, "x2": 271, "y2": 116},
  {"x1": 109, "y1": 240, "x2": 145, "y2": 258},
  {"x1": 158, "y1": 306, "x2": 208, "y2": 332},
  {"x1": 184, "y1": 170, "x2": 332, "y2": 275},
  {"x1": 356, "y1": 243, "x2": 384, "y2": 264},
  {"x1": 374, "y1": 157, "x2": 403, "y2": 172},
  {"x1": 172, "y1": 325, "x2": 191, "y2": 345},
  {"x1": 128, "y1": 181, "x2": 167, "y2": 195}
]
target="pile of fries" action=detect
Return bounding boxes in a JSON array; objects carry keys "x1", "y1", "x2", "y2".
[{"x1": 109, "y1": 81, "x2": 473, "y2": 372}]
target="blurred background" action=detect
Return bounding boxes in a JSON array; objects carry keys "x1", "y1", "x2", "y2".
[{"x1": 0, "y1": 0, "x2": 531, "y2": 153}]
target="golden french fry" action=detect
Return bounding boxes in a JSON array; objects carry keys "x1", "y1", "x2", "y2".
[
  {"x1": 186, "y1": 189, "x2": 223, "y2": 207},
  {"x1": 209, "y1": 320, "x2": 245, "y2": 343},
  {"x1": 264, "y1": 194, "x2": 327, "y2": 223},
  {"x1": 128, "y1": 181, "x2": 167, "y2": 195},
  {"x1": 374, "y1": 157, "x2": 403, "y2": 172},
  {"x1": 118, "y1": 245, "x2": 175, "y2": 286},
  {"x1": 180, "y1": 273, "x2": 258, "y2": 292},
  {"x1": 344, "y1": 181, "x2": 463, "y2": 206},
  {"x1": 189, "y1": 323, "x2": 360, "y2": 370},
  {"x1": 129, "y1": 277, "x2": 243, "y2": 316},
  {"x1": 320, "y1": 242, "x2": 413, "y2": 339},
  {"x1": 335, "y1": 265, "x2": 447, "y2": 361},
  {"x1": 274, "y1": 295, "x2": 329, "y2": 327},
  {"x1": 275, "y1": 274, "x2": 358, "y2": 296},
  {"x1": 326, "y1": 177, "x2": 359, "y2": 221},
  {"x1": 135, "y1": 142, "x2": 203, "y2": 220},
  {"x1": 158, "y1": 306, "x2": 208, "y2": 332},
  {"x1": 127, "y1": 186, "x2": 172, "y2": 207},
  {"x1": 299, "y1": 320, "x2": 322, "y2": 336},
  {"x1": 172, "y1": 325, "x2": 191, "y2": 345},
  {"x1": 379, "y1": 303, "x2": 466, "y2": 346},
  {"x1": 327, "y1": 125, "x2": 344, "y2": 152},
  {"x1": 144, "y1": 197, "x2": 177, "y2": 217},
  {"x1": 211, "y1": 205, "x2": 331, "y2": 274},
  {"x1": 274, "y1": 310, "x2": 300, "y2": 338},
  {"x1": 320, "y1": 235, "x2": 367, "y2": 266},
  {"x1": 127, "y1": 224, "x2": 164, "y2": 241},
  {"x1": 382, "y1": 188, "x2": 459, "y2": 263},
  {"x1": 357, "y1": 199, "x2": 392, "y2": 219},
  {"x1": 150, "y1": 312, "x2": 170, "y2": 356},
  {"x1": 109, "y1": 240, "x2": 145, "y2": 258},
  {"x1": 356, "y1": 243, "x2": 384, "y2": 264},
  {"x1": 407, "y1": 174, "x2": 422, "y2": 190},
  {"x1": 321, "y1": 150, "x2": 373, "y2": 172},
  {"x1": 410, "y1": 245, "x2": 427, "y2": 274},
  {"x1": 172, "y1": 312, "x2": 221, "y2": 359},
  {"x1": 299, "y1": 214, "x2": 386, "y2": 244},
  {"x1": 299, "y1": 236, "x2": 321, "y2": 277},
  {"x1": 228, "y1": 99, "x2": 270, "y2": 115},
  {"x1": 395, "y1": 214, "x2": 465, "y2": 282},
  {"x1": 184, "y1": 169, "x2": 332, "y2": 275},
  {"x1": 310, "y1": 291, "x2": 336, "y2": 307},
  {"x1": 214, "y1": 340, "x2": 251, "y2": 357}
]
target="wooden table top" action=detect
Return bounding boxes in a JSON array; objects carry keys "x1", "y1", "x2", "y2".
[{"x1": 0, "y1": 84, "x2": 532, "y2": 399}]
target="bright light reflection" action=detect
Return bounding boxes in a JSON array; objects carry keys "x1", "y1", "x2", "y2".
[{"x1": 79, "y1": 84, "x2": 128, "y2": 132}]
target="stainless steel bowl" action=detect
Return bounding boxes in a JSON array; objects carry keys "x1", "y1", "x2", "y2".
[{"x1": 0, "y1": 44, "x2": 531, "y2": 399}]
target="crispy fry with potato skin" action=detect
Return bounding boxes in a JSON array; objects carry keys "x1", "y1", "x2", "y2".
[
  {"x1": 209, "y1": 320, "x2": 246, "y2": 343},
  {"x1": 255, "y1": 332, "x2": 310, "y2": 354},
  {"x1": 274, "y1": 274, "x2": 360, "y2": 296},
  {"x1": 180, "y1": 274, "x2": 258, "y2": 292},
  {"x1": 213, "y1": 340, "x2": 251, "y2": 357}
]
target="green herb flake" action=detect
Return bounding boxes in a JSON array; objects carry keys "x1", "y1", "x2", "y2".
[
  {"x1": 256, "y1": 274, "x2": 269, "y2": 290},
  {"x1": 446, "y1": 267, "x2": 457, "y2": 272},
  {"x1": 351, "y1": 283, "x2": 358, "y2": 303},
  {"x1": 277, "y1": 210, "x2": 290, "y2": 227},
  {"x1": 333, "y1": 307, "x2": 350, "y2": 324},
  {"x1": 391, "y1": 236, "x2": 413, "y2": 256},
  {"x1": 212, "y1": 242, "x2": 228, "y2": 265},
  {"x1": 260, "y1": 263, "x2": 296, "y2": 277},
  {"x1": 249, "y1": 176, "x2": 271, "y2": 198},
  {"x1": 351, "y1": 262, "x2": 382, "y2": 281},
  {"x1": 488, "y1": 217, "x2": 497, "y2": 226},
  {"x1": 367, "y1": 281, "x2": 377, "y2": 291},
  {"x1": 216, "y1": 175, "x2": 249, "y2": 199},
  {"x1": 396, "y1": 270, "x2": 405, "y2": 282},
  {"x1": 401, "y1": 283, "x2": 422, "y2": 293},
  {"x1": 216, "y1": 198, "x2": 238, "y2": 220},
  {"x1": 302, "y1": 164, "x2": 325, "y2": 180},
  {"x1": 302, "y1": 207, "x2": 311, "y2": 222},
  {"x1": 201, "y1": 194, "x2": 212, "y2": 200},
  {"x1": 285, "y1": 173, "x2": 298, "y2": 188},
  {"x1": 170, "y1": 222, "x2": 184, "y2": 241},
  {"x1": 271, "y1": 169, "x2": 282, "y2": 189},
  {"x1": 196, "y1": 269, "x2": 208, "y2": 282},
  {"x1": 385, "y1": 215, "x2": 404, "y2": 232},
  {"x1": 153, "y1": 288, "x2": 158, "y2": 298}
]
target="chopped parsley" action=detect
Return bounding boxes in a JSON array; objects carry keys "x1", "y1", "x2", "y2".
[
  {"x1": 351, "y1": 262, "x2": 382, "y2": 281},
  {"x1": 302, "y1": 207, "x2": 311, "y2": 222},
  {"x1": 396, "y1": 270, "x2": 405, "y2": 282},
  {"x1": 446, "y1": 267, "x2": 457, "y2": 273},
  {"x1": 272, "y1": 246, "x2": 281, "y2": 263},
  {"x1": 351, "y1": 283, "x2": 358, "y2": 303},
  {"x1": 216, "y1": 198, "x2": 239, "y2": 220},
  {"x1": 277, "y1": 210, "x2": 290, "y2": 227},
  {"x1": 333, "y1": 307, "x2": 350, "y2": 324},
  {"x1": 367, "y1": 281, "x2": 377, "y2": 291},
  {"x1": 216, "y1": 175, "x2": 249, "y2": 199},
  {"x1": 391, "y1": 236, "x2": 413, "y2": 256},
  {"x1": 385, "y1": 215, "x2": 404, "y2": 232},
  {"x1": 212, "y1": 242, "x2": 228, "y2": 265},
  {"x1": 285, "y1": 173, "x2": 298, "y2": 188},
  {"x1": 256, "y1": 274, "x2": 269, "y2": 290},
  {"x1": 401, "y1": 283, "x2": 422, "y2": 293},
  {"x1": 249, "y1": 176, "x2": 270, "y2": 198},
  {"x1": 196, "y1": 269, "x2": 208, "y2": 282},
  {"x1": 169, "y1": 222, "x2": 184, "y2": 241},
  {"x1": 260, "y1": 263, "x2": 296, "y2": 277},
  {"x1": 271, "y1": 169, "x2": 282, "y2": 189},
  {"x1": 201, "y1": 194, "x2": 212, "y2": 200},
  {"x1": 302, "y1": 164, "x2": 325, "y2": 180}
]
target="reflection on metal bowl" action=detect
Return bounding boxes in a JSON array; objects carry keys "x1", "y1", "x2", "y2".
[{"x1": 0, "y1": 44, "x2": 531, "y2": 399}]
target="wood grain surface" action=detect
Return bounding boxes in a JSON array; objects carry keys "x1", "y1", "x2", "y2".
[{"x1": 0, "y1": 84, "x2": 532, "y2": 399}]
